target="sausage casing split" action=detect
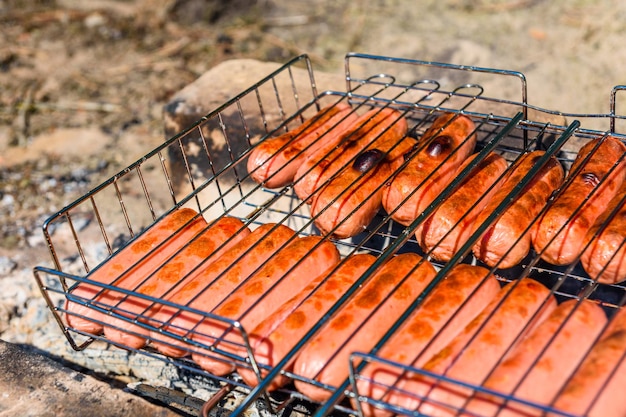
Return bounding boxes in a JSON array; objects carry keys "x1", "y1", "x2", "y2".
[
  {"x1": 102, "y1": 216, "x2": 248, "y2": 349},
  {"x1": 418, "y1": 152, "x2": 508, "y2": 262},
  {"x1": 354, "y1": 264, "x2": 501, "y2": 417},
  {"x1": 190, "y1": 236, "x2": 340, "y2": 376},
  {"x1": 532, "y1": 136, "x2": 626, "y2": 265},
  {"x1": 382, "y1": 113, "x2": 477, "y2": 226},
  {"x1": 65, "y1": 208, "x2": 207, "y2": 335},
  {"x1": 390, "y1": 278, "x2": 556, "y2": 416},
  {"x1": 465, "y1": 299, "x2": 607, "y2": 417},
  {"x1": 148, "y1": 223, "x2": 296, "y2": 357},
  {"x1": 310, "y1": 131, "x2": 415, "y2": 238},
  {"x1": 294, "y1": 107, "x2": 406, "y2": 203},
  {"x1": 552, "y1": 307, "x2": 626, "y2": 417},
  {"x1": 247, "y1": 102, "x2": 359, "y2": 188},
  {"x1": 580, "y1": 180, "x2": 626, "y2": 284},
  {"x1": 293, "y1": 253, "x2": 438, "y2": 403},
  {"x1": 237, "y1": 253, "x2": 377, "y2": 390},
  {"x1": 472, "y1": 151, "x2": 564, "y2": 269}
]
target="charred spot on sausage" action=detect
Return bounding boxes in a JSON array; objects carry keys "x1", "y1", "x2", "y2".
[
  {"x1": 353, "y1": 149, "x2": 385, "y2": 172},
  {"x1": 581, "y1": 172, "x2": 600, "y2": 187},
  {"x1": 426, "y1": 135, "x2": 453, "y2": 157}
]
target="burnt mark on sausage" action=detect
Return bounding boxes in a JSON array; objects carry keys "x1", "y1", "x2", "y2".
[
  {"x1": 331, "y1": 312, "x2": 354, "y2": 330},
  {"x1": 285, "y1": 311, "x2": 306, "y2": 329},
  {"x1": 355, "y1": 272, "x2": 396, "y2": 308},
  {"x1": 581, "y1": 172, "x2": 600, "y2": 188},
  {"x1": 133, "y1": 236, "x2": 158, "y2": 254},
  {"x1": 353, "y1": 149, "x2": 385, "y2": 173},
  {"x1": 402, "y1": 134, "x2": 454, "y2": 162},
  {"x1": 426, "y1": 135, "x2": 453, "y2": 157}
]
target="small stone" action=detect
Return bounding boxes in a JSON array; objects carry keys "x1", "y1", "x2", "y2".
[{"x1": 0, "y1": 256, "x2": 17, "y2": 275}]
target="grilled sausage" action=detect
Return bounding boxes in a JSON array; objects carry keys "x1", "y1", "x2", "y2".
[
  {"x1": 102, "y1": 216, "x2": 248, "y2": 349},
  {"x1": 65, "y1": 208, "x2": 208, "y2": 336},
  {"x1": 580, "y1": 181, "x2": 626, "y2": 284},
  {"x1": 465, "y1": 299, "x2": 607, "y2": 417},
  {"x1": 382, "y1": 113, "x2": 477, "y2": 226},
  {"x1": 387, "y1": 278, "x2": 556, "y2": 416},
  {"x1": 190, "y1": 235, "x2": 341, "y2": 376},
  {"x1": 552, "y1": 306, "x2": 626, "y2": 417},
  {"x1": 417, "y1": 152, "x2": 509, "y2": 262},
  {"x1": 355, "y1": 264, "x2": 501, "y2": 417},
  {"x1": 293, "y1": 253, "x2": 438, "y2": 403},
  {"x1": 310, "y1": 134, "x2": 415, "y2": 238},
  {"x1": 148, "y1": 223, "x2": 296, "y2": 357},
  {"x1": 247, "y1": 102, "x2": 358, "y2": 188},
  {"x1": 237, "y1": 253, "x2": 377, "y2": 389},
  {"x1": 532, "y1": 136, "x2": 626, "y2": 265},
  {"x1": 472, "y1": 151, "x2": 564, "y2": 269},
  {"x1": 294, "y1": 107, "x2": 407, "y2": 203},
  {"x1": 582, "y1": 344, "x2": 626, "y2": 417}
]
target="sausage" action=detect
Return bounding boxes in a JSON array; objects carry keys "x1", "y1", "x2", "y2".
[
  {"x1": 382, "y1": 113, "x2": 477, "y2": 226},
  {"x1": 65, "y1": 208, "x2": 208, "y2": 336},
  {"x1": 465, "y1": 299, "x2": 607, "y2": 417},
  {"x1": 354, "y1": 264, "x2": 501, "y2": 417},
  {"x1": 102, "y1": 216, "x2": 249, "y2": 349},
  {"x1": 310, "y1": 134, "x2": 415, "y2": 238},
  {"x1": 237, "y1": 253, "x2": 377, "y2": 390},
  {"x1": 247, "y1": 102, "x2": 359, "y2": 188},
  {"x1": 552, "y1": 306, "x2": 626, "y2": 417},
  {"x1": 387, "y1": 278, "x2": 556, "y2": 416},
  {"x1": 580, "y1": 181, "x2": 626, "y2": 284},
  {"x1": 190, "y1": 235, "x2": 341, "y2": 376},
  {"x1": 417, "y1": 152, "x2": 509, "y2": 262},
  {"x1": 583, "y1": 346, "x2": 626, "y2": 417},
  {"x1": 293, "y1": 107, "x2": 407, "y2": 203},
  {"x1": 532, "y1": 136, "x2": 626, "y2": 265},
  {"x1": 472, "y1": 151, "x2": 564, "y2": 269},
  {"x1": 148, "y1": 223, "x2": 296, "y2": 357},
  {"x1": 293, "y1": 253, "x2": 438, "y2": 403}
]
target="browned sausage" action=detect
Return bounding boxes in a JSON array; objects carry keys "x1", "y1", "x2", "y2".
[
  {"x1": 354, "y1": 264, "x2": 501, "y2": 417},
  {"x1": 417, "y1": 152, "x2": 509, "y2": 262},
  {"x1": 190, "y1": 235, "x2": 341, "y2": 376},
  {"x1": 580, "y1": 180, "x2": 626, "y2": 284},
  {"x1": 294, "y1": 107, "x2": 407, "y2": 203},
  {"x1": 382, "y1": 113, "x2": 477, "y2": 226},
  {"x1": 385, "y1": 278, "x2": 556, "y2": 416},
  {"x1": 465, "y1": 299, "x2": 607, "y2": 417},
  {"x1": 247, "y1": 102, "x2": 359, "y2": 188},
  {"x1": 472, "y1": 151, "x2": 564, "y2": 269},
  {"x1": 310, "y1": 133, "x2": 415, "y2": 238},
  {"x1": 293, "y1": 253, "x2": 438, "y2": 403},
  {"x1": 65, "y1": 208, "x2": 209, "y2": 335},
  {"x1": 237, "y1": 253, "x2": 377, "y2": 390},
  {"x1": 533, "y1": 136, "x2": 626, "y2": 265},
  {"x1": 148, "y1": 223, "x2": 296, "y2": 357},
  {"x1": 101, "y1": 216, "x2": 249, "y2": 349},
  {"x1": 552, "y1": 306, "x2": 626, "y2": 417}
]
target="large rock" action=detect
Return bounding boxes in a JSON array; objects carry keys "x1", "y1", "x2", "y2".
[{"x1": 162, "y1": 58, "x2": 345, "y2": 196}]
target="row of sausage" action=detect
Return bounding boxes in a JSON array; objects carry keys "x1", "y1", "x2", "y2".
[
  {"x1": 64, "y1": 209, "x2": 625, "y2": 416},
  {"x1": 247, "y1": 102, "x2": 626, "y2": 284}
]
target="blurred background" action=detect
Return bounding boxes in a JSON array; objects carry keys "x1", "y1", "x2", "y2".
[{"x1": 1, "y1": 0, "x2": 625, "y2": 356}]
